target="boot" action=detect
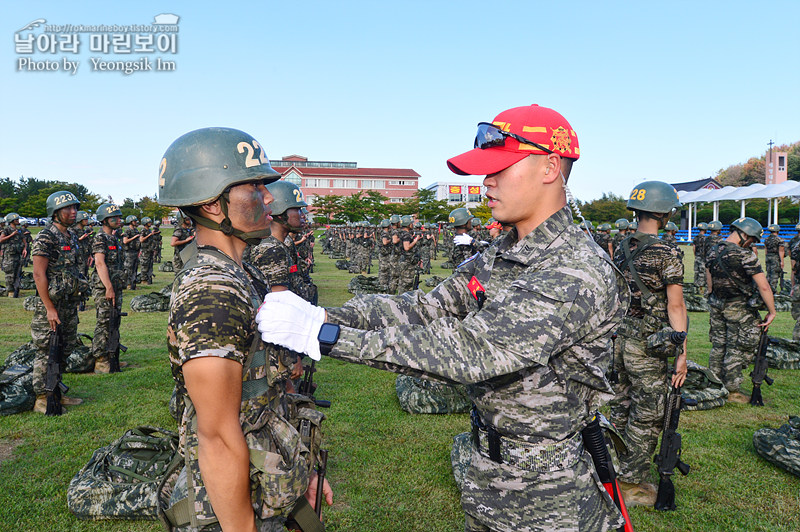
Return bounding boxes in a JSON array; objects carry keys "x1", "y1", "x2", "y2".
[
  {"x1": 618, "y1": 480, "x2": 657, "y2": 507},
  {"x1": 94, "y1": 357, "x2": 111, "y2": 374},
  {"x1": 61, "y1": 395, "x2": 83, "y2": 406},
  {"x1": 728, "y1": 391, "x2": 750, "y2": 404},
  {"x1": 33, "y1": 394, "x2": 48, "y2": 414}
]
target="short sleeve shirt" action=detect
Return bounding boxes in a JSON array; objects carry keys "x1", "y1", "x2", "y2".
[
  {"x1": 613, "y1": 234, "x2": 683, "y2": 318},
  {"x1": 706, "y1": 241, "x2": 763, "y2": 300}
]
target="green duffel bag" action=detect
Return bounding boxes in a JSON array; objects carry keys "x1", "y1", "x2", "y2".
[{"x1": 67, "y1": 426, "x2": 183, "y2": 520}]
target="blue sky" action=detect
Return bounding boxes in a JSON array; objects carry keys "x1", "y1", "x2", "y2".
[{"x1": 2, "y1": 1, "x2": 799, "y2": 206}]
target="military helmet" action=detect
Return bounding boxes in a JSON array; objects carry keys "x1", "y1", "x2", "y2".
[
  {"x1": 730, "y1": 217, "x2": 763, "y2": 241},
  {"x1": 767, "y1": 224, "x2": 780, "y2": 233},
  {"x1": 708, "y1": 220, "x2": 723, "y2": 231},
  {"x1": 5, "y1": 213, "x2": 20, "y2": 223},
  {"x1": 389, "y1": 214, "x2": 401, "y2": 224},
  {"x1": 579, "y1": 220, "x2": 594, "y2": 231},
  {"x1": 629, "y1": 220, "x2": 638, "y2": 231},
  {"x1": 614, "y1": 218, "x2": 629, "y2": 230},
  {"x1": 266, "y1": 180, "x2": 307, "y2": 216},
  {"x1": 664, "y1": 222, "x2": 678, "y2": 231},
  {"x1": 399, "y1": 214, "x2": 413, "y2": 227},
  {"x1": 380, "y1": 219, "x2": 390, "y2": 228},
  {"x1": 46, "y1": 190, "x2": 80, "y2": 217},
  {"x1": 598, "y1": 222, "x2": 612, "y2": 231},
  {"x1": 74, "y1": 211, "x2": 89, "y2": 223},
  {"x1": 413, "y1": 221, "x2": 422, "y2": 229},
  {"x1": 141, "y1": 216, "x2": 153, "y2": 225},
  {"x1": 125, "y1": 215, "x2": 138, "y2": 224},
  {"x1": 158, "y1": 127, "x2": 280, "y2": 207},
  {"x1": 96, "y1": 203, "x2": 122, "y2": 222},
  {"x1": 697, "y1": 222, "x2": 708, "y2": 230},
  {"x1": 154, "y1": 219, "x2": 162, "y2": 226},
  {"x1": 472, "y1": 217, "x2": 482, "y2": 227},
  {"x1": 448, "y1": 207, "x2": 472, "y2": 227},
  {"x1": 626, "y1": 181, "x2": 682, "y2": 214}
]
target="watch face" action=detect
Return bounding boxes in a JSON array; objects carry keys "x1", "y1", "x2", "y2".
[{"x1": 318, "y1": 323, "x2": 340, "y2": 344}]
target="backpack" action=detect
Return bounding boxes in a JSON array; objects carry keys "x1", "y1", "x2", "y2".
[{"x1": 67, "y1": 426, "x2": 183, "y2": 520}]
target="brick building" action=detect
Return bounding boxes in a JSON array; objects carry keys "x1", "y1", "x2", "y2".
[{"x1": 270, "y1": 155, "x2": 420, "y2": 206}]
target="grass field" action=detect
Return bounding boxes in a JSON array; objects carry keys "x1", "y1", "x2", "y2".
[{"x1": 1, "y1": 229, "x2": 799, "y2": 532}]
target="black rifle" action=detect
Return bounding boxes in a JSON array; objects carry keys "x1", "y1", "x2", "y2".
[
  {"x1": 44, "y1": 325, "x2": 68, "y2": 416},
  {"x1": 608, "y1": 333, "x2": 619, "y2": 385},
  {"x1": 107, "y1": 305, "x2": 128, "y2": 373},
  {"x1": 749, "y1": 327, "x2": 773, "y2": 406},
  {"x1": 654, "y1": 385, "x2": 690, "y2": 511},
  {"x1": 412, "y1": 261, "x2": 421, "y2": 290},
  {"x1": 315, "y1": 449, "x2": 329, "y2": 519},
  {"x1": 300, "y1": 360, "x2": 331, "y2": 408}
]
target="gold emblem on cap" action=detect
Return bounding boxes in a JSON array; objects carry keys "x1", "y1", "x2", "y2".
[{"x1": 551, "y1": 126, "x2": 572, "y2": 154}]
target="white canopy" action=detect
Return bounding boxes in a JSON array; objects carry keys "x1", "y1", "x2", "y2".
[{"x1": 676, "y1": 181, "x2": 800, "y2": 203}]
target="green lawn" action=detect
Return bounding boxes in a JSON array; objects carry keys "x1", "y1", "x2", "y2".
[{"x1": 1, "y1": 232, "x2": 798, "y2": 531}]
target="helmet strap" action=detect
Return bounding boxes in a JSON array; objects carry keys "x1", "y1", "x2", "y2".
[{"x1": 187, "y1": 191, "x2": 271, "y2": 247}]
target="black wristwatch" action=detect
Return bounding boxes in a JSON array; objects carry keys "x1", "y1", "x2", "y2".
[{"x1": 317, "y1": 323, "x2": 340, "y2": 355}]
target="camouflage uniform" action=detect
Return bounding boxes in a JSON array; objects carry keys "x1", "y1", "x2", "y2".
[
  {"x1": 661, "y1": 232, "x2": 677, "y2": 246},
  {"x1": 139, "y1": 226, "x2": 155, "y2": 284},
  {"x1": 326, "y1": 207, "x2": 629, "y2": 532},
  {"x1": 608, "y1": 233, "x2": 684, "y2": 483},
  {"x1": 378, "y1": 229, "x2": 393, "y2": 291},
  {"x1": 706, "y1": 241, "x2": 763, "y2": 393},
  {"x1": 285, "y1": 234, "x2": 317, "y2": 304},
  {"x1": 167, "y1": 246, "x2": 304, "y2": 532},
  {"x1": 387, "y1": 228, "x2": 401, "y2": 294},
  {"x1": 123, "y1": 225, "x2": 141, "y2": 287},
  {"x1": 250, "y1": 235, "x2": 307, "y2": 299},
  {"x1": 172, "y1": 225, "x2": 195, "y2": 272},
  {"x1": 790, "y1": 242, "x2": 800, "y2": 341},
  {"x1": 419, "y1": 230, "x2": 433, "y2": 274},
  {"x1": 763, "y1": 233, "x2": 785, "y2": 293},
  {"x1": 593, "y1": 231, "x2": 611, "y2": 256},
  {"x1": 693, "y1": 232, "x2": 707, "y2": 288},
  {"x1": 396, "y1": 228, "x2": 420, "y2": 293},
  {"x1": 451, "y1": 233, "x2": 476, "y2": 269},
  {"x1": 90, "y1": 231, "x2": 125, "y2": 362},
  {"x1": 1, "y1": 224, "x2": 25, "y2": 293},
  {"x1": 21, "y1": 224, "x2": 33, "y2": 267},
  {"x1": 30, "y1": 224, "x2": 82, "y2": 396},
  {"x1": 611, "y1": 232, "x2": 626, "y2": 256}
]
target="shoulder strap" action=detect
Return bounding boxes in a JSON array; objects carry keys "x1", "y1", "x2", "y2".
[
  {"x1": 712, "y1": 242, "x2": 754, "y2": 296},
  {"x1": 618, "y1": 232, "x2": 661, "y2": 301}
]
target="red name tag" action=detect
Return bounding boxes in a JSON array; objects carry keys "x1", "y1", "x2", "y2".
[
  {"x1": 108, "y1": 246, "x2": 117, "y2": 250},
  {"x1": 61, "y1": 245, "x2": 71, "y2": 251},
  {"x1": 289, "y1": 265, "x2": 298, "y2": 273},
  {"x1": 467, "y1": 276, "x2": 485, "y2": 301}
]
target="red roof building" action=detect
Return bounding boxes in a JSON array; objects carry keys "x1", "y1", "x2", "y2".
[{"x1": 270, "y1": 155, "x2": 420, "y2": 207}]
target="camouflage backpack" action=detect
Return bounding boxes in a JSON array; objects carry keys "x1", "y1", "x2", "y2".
[
  {"x1": 0, "y1": 343, "x2": 36, "y2": 415},
  {"x1": 680, "y1": 359, "x2": 729, "y2": 410},
  {"x1": 753, "y1": 416, "x2": 800, "y2": 478},
  {"x1": 67, "y1": 426, "x2": 183, "y2": 520}
]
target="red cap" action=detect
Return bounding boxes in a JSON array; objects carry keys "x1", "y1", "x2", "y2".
[{"x1": 447, "y1": 104, "x2": 579, "y2": 176}]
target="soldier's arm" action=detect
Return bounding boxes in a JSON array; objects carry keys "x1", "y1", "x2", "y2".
[
  {"x1": 94, "y1": 252, "x2": 115, "y2": 302},
  {"x1": 183, "y1": 356, "x2": 256, "y2": 532},
  {"x1": 32, "y1": 255, "x2": 60, "y2": 330},
  {"x1": 665, "y1": 283, "x2": 688, "y2": 387},
  {"x1": 753, "y1": 272, "x2": 777, "y2": 327},
  {"x1": 705, "y1": 267, "x2": 712, "y2": 292}
]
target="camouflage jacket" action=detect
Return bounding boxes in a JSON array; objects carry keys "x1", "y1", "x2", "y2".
[
  {"x1": 139, "y1": 227, "x2": 154, "y2": 252},
  {"x1": 326, "y1": 206, "x2": 629, "y2": 530},
  {"x1": 1, "y1": 225, "x2": 25, "y2": 259},
  {"x1": 31, "y1": 223, "x2": 82, "y2": 302},
  {"x1": 706, "y1": 241, "x2": 762, "y2": 300},
  {"x1": 123, "y1": 226, "x2": 141, "y2": 253},
  {"x1": 693, "y1": 233, "x2": 707, "y2": 261},
  {"x1": 249, "y1": 235, "x2": 305, "y2": 296},
  {"x1": 167, "y1": 246, "x2": 303, "y2": 524},
  {"x1": 764, "y1": 234, "x2": 785, "y2": 257},
  {"x1": 91, "y1": 230, "x2": 125, "y2": 291},
  {"x1": 613, "y1": 232, "x2": 683, "y2": 320},
  {"x1": 172, "y1": 226, "x2": 194, "y2": 256}
]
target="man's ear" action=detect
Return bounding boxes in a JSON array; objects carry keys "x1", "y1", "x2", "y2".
[
  {"x1": 542, "y1": 153, "x2": 561, "y2": 184},
  {"x1": 200, "y1": 200, "x2": 222, "y2": 218}
]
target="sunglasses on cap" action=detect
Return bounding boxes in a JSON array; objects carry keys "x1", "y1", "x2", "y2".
[{"x1": 474, "y1": 122, "x2": 554, "y2": 154}]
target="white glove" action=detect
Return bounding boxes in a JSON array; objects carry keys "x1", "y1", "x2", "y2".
[
  {"x1": 256, "y1": 290, "x2": 327, "y2": 360},
  {"x1": 453, "y1": 234, "x2": 473, "y2": 245}
]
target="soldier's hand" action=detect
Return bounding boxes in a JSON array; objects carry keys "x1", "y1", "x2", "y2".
[
  {"x1": 46, "y1": 308, "x2": 61, "y2": 331},
  {"x1": 671, "y1": 355, "x2": 688, "y2": 387},
  {"x1": 760, "y1": 311, "x2": 776, "y2": 328},
  {"x1": 105, "y1": 286, "x2": 115, "y2": 304},
  {"x1": 304, "y1": 472, "x2": 333, "y2": 510}
]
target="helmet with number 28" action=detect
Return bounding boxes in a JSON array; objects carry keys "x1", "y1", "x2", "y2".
[{"x1": 626, "y1": 181, "x2": 682, "y2": 214}]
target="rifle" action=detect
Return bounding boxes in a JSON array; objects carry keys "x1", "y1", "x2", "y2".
[
  {"x1": 44, "y1": 325, "x2": 68, "y2": 416},
  {"x1": 315, "y1": 449, "x2": 329, "y2": 519},
  {"x1": 412, "y1": 261, "x2": 421, "y2": 290},
  {"x1": 654, "y1": 386, "x2": 690, "y2": 511},
  {"x1": 300, "y1": 360, "x2": 331, "y2": 408},
  {"x1": 581, "y1": 414, "x2": 633, "y2": 532},
  {"x1": 749, "y1": 327, "x2": 773, "y2": 406},
  {"x1": 608, "y1": 333, "x2": 619, "y2": 385},
  {"x1": 107, "y1": 305, "x2": 128, "y2": 373}
]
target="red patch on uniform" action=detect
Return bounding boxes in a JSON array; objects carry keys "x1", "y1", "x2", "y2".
[
  {"x1": 289, "y1": 265, "x2": 298, "y2": 273},
  {"x1": 61, "y1": 246, "x2": 71, "y2": 251},
  {"x1": 467, "y1": 276, "x2": 485, "y2": 301},
  {"x1": 108, "y1": 246, "x2": 117, "y2": 250}
]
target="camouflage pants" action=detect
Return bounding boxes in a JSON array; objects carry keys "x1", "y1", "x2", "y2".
[
  {"x1": 420, "y1": 249, "x2": 431, "y2": 274},
  {"x1": 608, "y1": 331, "x2": 668, "y2": 483},
  {"x1": 765, "y1": 256, "x2": 782, "y2": 292},
  {"x1": 31, "y1": 297, "x2": 79, "y2": 395},
  {"x1": 709, "y1": 301, "x2": 760, "y2": 393},
  {"x1": 2, "y1": 255, "x2": 21, "y2": 292},
  {"x1": 91, "y1": 286, "x2": 123, "y2": 361},
  {"x1": 378, "y1": 254, "x2": 391, "y2": 291},
  {"x1": 396, "y1": 260, "x2": 417, "y2": 294},
  {"x1": 124, "y1": 252, "x2": 139, "y2": 287},
  {"x1": 693, "y1": 258, "x2": 706, "y2": 288},
  {"x1": 173, "y1": 252, "x2": 184, "y2": 273},
  {"x1": 387, "y1": 259, "x2": 399, "y2": 295},
  {"x1": 139, "y1": 251, "x2": 154, "y2": 283}
]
